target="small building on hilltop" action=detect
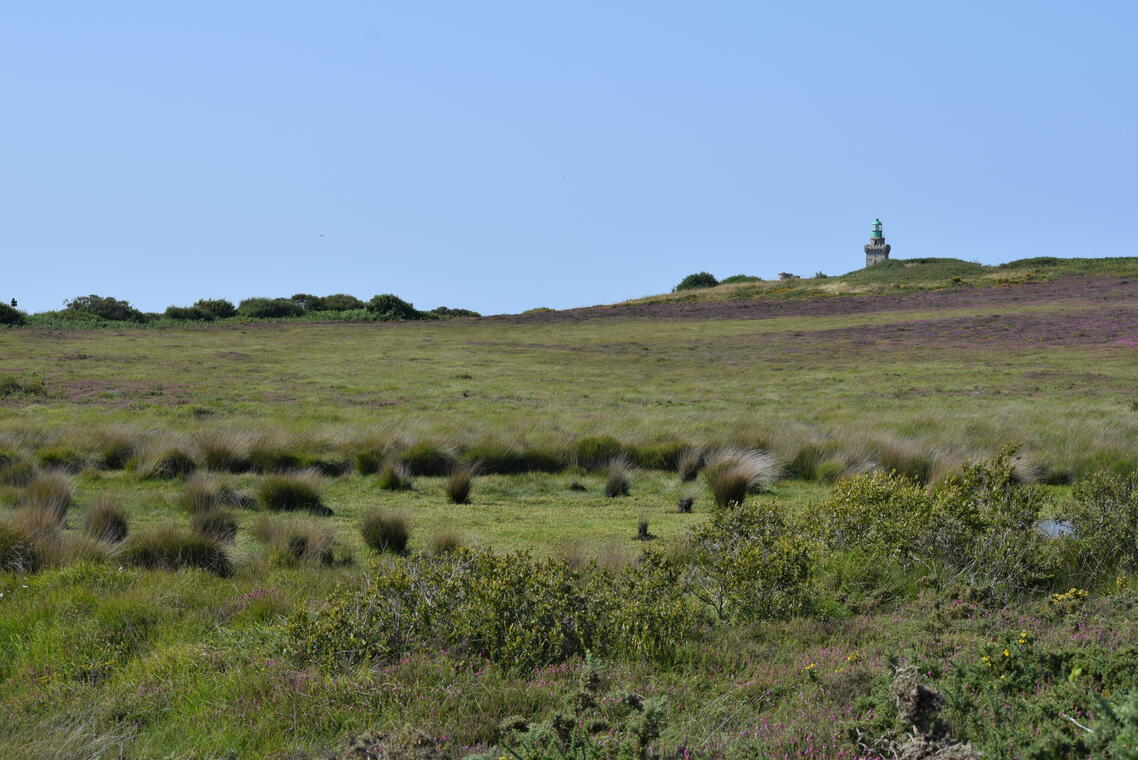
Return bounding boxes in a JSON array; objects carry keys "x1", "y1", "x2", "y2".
[{"x1": 864, "y1": 218, "x2": 891, "y2": 267}]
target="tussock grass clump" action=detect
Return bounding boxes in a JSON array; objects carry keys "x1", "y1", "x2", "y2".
[
  {"x1": 120, "y1": 526, "x2": 232, "y2": 577},
  {"x1": 248, "y1": 445, "x2": 303, "y2": 474},
  {"x1": 18, "y1": 473, "x2": 73, "y2": 522},
  {"x1": 427, "y1": 529, "x2": 464, "y2": 556},
  {"x1": 0, "y1": 521, "x2": 41, "y2": 573},
  {"x1": 445, "y1": 462, "x2": 478, "y2": 504},
  {"x1": 603, "y1": 457, "x2": 632, "y2": 498},
  {"x1": 0, "y1": 458, "x2": 35, "y2": 487},
  {"x1": 256, "y1": 472, "x2": 330, "y2": 515},
  {"x1": 574, "y1": 435, "x2": 624, "y2": 471},
  {"x1": 251, "y1": 516, "x2": 338, "y2": 566},
  {"x1": 378, "y1": 460, "x2": 413, "y2": 491},
  {"x1": 34, "y1": 446, "x2": 85, "y2": 473},
  {"x1": 197, "y1": 432, "x2": 252, "y2": 473},
  {"x1": 82, "y1": 497, "x2": 129, "y2": 543},
  {"x1": 140, "y1": 447, "x2": 197, "y2": 480},
  {"x1": 360, "y1": 509, "x2": 409, "y2": 554},
  {"x1": 636, "y1": 519, "x2": 654, "y2": 540},
  {"x1": 178, "y1": 475, "x2": 221, "y2": 515},
  {"x1": 677, "y1": 447, "x2": 705, "y2": 482},
  {"x1": 96, "y1": 431, "x2": 136, "y2": 470},
  {"x1": 704, "y1": 447, "x2": 779, "y2": 508},
  {"x1": 399, "y1": 441, "x2": 452, "y2": 476},
  {"x1": 354, "y1": 448, "x2": 385, "y2": 475},
  {"x1": 677, "y1": 495, "x2": 694, "y2": 513},
  {"x1": 191, "y1": 510, "x2": 238, "y2": 543}
]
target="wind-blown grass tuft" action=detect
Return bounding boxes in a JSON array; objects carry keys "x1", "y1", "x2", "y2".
[
  {"x1": 18, "y1": 473, "x2": 73, "y2": 523},
  {"x1": 256, "y1": 472, "x2": 329, "y2": 515},
  {"x1": 82, "y1": 497, "x2": 130, "y2": 543},
  {"x1": 704, "y1": 447, "x2": 780, "y2": 508},
  {"x1": 360, "y1": 509, "x2": 410, "y2": 554},
  {"x1": 445, "y1": 462, "x2": 478, "y2": 504},
  {"x1": 377, "y1": 460, "x2": 413, "y2": 491},
  {"x1": 603, "y1": 457, "x2": 633, "y2": 498}
]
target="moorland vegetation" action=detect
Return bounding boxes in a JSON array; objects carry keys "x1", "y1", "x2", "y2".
[{"x1": 2, "y1": 258, "x2": 1138, "y2": 758}]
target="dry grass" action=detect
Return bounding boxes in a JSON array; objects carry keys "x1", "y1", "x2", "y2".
[
  {"x1": 250, "y1": 516, "x2": 339, "y2": 566},
  {"x1": 703, "y1": 447, "x2": 780, "y2": 508},
  {"x1": 18, "y1": 473, "x2": 73, "y2": 523}
]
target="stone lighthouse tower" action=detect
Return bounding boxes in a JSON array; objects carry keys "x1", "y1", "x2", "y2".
[{"x1": 864, "y1": 218, "x2": 891, "y2": 267}]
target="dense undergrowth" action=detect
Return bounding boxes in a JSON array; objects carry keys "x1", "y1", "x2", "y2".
[{"x1": 3, "y1": 452, "x2": 1138, "y2": 758}]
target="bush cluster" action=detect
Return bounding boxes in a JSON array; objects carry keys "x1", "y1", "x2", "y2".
[{"x1": 673, "y1": 272, "x2": 719, "y2": 291}]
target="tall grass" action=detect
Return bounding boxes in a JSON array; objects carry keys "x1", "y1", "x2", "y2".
[
  {"x1": 256, "y1": 472, "x2": 329, "y2": 515},
  {"x1": 427, "y1": 528, "x2": 464, "y2": 556},
  {"x1": 119, "y1": 526, "x2": 232, "y2": 577},
  {"x1": 603, "y1": 457, "x2": 633, "y2": 498},
  {"x1": 360, "y1": 509, "x2": 409, "y2": 554},
  {"x1": 18, "y1": 473, "x2": 73, "y2": 522},
  {"x1": 82, "y1": 497, "x2": 129, "y2": 543},
  {"x1": 377, "y1": 460, "x2": 413, "y2": 491},
  {"x1": 191, "y1": 510, "x2": 238, "y2": 543},
  {"x1": 251, "y1": 516, "x2": 339, "y2": 566},
  {"x1": 445, "y1": 462, "x2": 478, "y2": 504},
  {"x1": 704, "y1": 448, "x2": 779, "y2": 508}
]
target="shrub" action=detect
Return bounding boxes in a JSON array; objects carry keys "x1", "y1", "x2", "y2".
[
  {"x1": 428, "y1": 306, "x2": 481, "y2": 318},
  {"x1": 377, "y1": 460, "x2": 413, "y2": 491},
  {"x1": 360, "y1": 509, "x2": 409, "y2": 554},
  {"x1": 193, "y1": 299, "x2": 237, "y2": 319},
  {"x1": 673, "y1": 272, "x2": 719, "y2": 291},
  {"x1": 630, "y1": 440, "x2": 688, "y2": 470},
  {"x1": 120, "y1": 527, "x2": 232, "y2": 577},
  {"x1": 683, "y1": 501, "x2": 813, "y2": 621},
  {"x1": 237, "y1": 297, "x2": 305, "y2": 319},
  {"x1": 319, "y1": 293, "x2": 366, "y2": 311},
  {"x1": 0, "y1": 521, "x2": 40, "y2": 572},
  {"x1": 719, "y1": 274, "x2": 761, "y2": 284},
  {"x1": 445, "y1": 462, "x2": 478, "y2": 504},
  {"x1": 191, "y1": 510, "x2": 238, "y2": 543},
  {"x1": 603, "y1": 457, "x2": 632, "y2": 498},
  {"x1": 366, "y1": 293, "x2": 421, "y2": 320},
  {"x1": 18, "y1": 473, "x2": 73, "y2": 522},
  {"x1": 0, "y1": 302, "x2": 26, "y2": 326},
  {"x1": 399, "y1": 441, "x2": 452, "y2": 476},
  {"x1": 1063, "y1": 470, "x2": 1138, "y2": 583},
  {"x1": 34, "y1": 446, "x2": 85, "y2": 472},
  {"x1": 163, "y1": 305, "x2": 214, "y2": 321},
  {"x1": 82, "y1": 498, "x2": 129, "y2": 543},
  {"x1": 256, "y1": 473, "x2": 329, "y2": 515},
  {"x1": 574, "y1": 436, "x2": 624, "y2": 470},
  {"x1": 63, "y1": 294, "x2": 147, "y2": 322},
  {"x1": 140, "y1": 448, "x2": 197, "y2": 480},
  {"x1": 252, "y1": 517, "x2": 337, "y2": 566},
  {"x1": 427, "y1": 529, "x2": 464, "y2": 556},
  {"x1": 703, "y1": 447, "x2": 779, "y2": 508}
]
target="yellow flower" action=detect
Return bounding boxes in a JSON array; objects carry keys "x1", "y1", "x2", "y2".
[
  {"x1": 846, "y1": 652, "x2": 861, "y2": 663},
  {"x1": 1003, "y1": 649, "x2": 1010, "y2": 657},
  {"x1": 804, "y1": 663, "x2": 816, "y2": 671}
]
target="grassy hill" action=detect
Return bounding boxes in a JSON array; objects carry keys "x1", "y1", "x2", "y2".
[
  {"x1": 629, "y1": 255, "x2": 1138, "y2": 305},
  {"x1": 2, "y1": 259, "x2": 1138, "y2": 758}
]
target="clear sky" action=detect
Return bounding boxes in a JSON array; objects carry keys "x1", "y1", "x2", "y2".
[{"x1": 3, "y1": 2, "x2": 1135, "y2": 315}]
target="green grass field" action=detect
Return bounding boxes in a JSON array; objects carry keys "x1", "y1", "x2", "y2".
[{"x1": 3, "y1": 261, "x2": 1138, "y2": 759}]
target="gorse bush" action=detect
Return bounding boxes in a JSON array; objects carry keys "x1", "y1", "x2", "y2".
[
  {"x1": 683, "y1": 502, "x2": 812, "y2": 621},
  {"x1": 673, "y1": 272, "x2": 719, "y2": 291},
  {"x1": 193, "y1": 299, "x2": 237, "y2": 319},
  {"x1": 0, "y1": 302, "x2": 27, "y2": 326},
  {"x1": 1062, "y1": 470, "x2": 1138, "y2": 582},
  {"x1": 82, "y1": 498, "x2": 129, "y2": 543},
  {"x1": 64, "y1": 294, "x2": 147, "y2": 322},
  {"x1": 366, "y1": 293, "x2": 421, "y2": 320},
  {"x1": 163, "y1": 305, "x2": 214, "y2": 321},
  {"x1": 256, "y1": 473, "x2": 329, "y2": 515},
  {"x1": 445, "y1": 462, "x2": 477, "y2": 504},
  {"x1": 120, "y1": 527, "x2": 232, "y2": 577},
  {"x1": 237, "y1": 298, "x2": 305, "y2": 319},
  {"x1": 360, "y1": 509, "x2": 409, "y2": 554},
  {"x1": 287, "y1": 549, "x2": 696, "y2": 672}
]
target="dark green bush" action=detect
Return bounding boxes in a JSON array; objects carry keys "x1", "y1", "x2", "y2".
[
  {"x1": 256, "y1": 474, "x2": 328, "y2": 515},
  {"x1": 673, "y1": 272, "x2": 719, "y2": 291},
  {"x1": 82, "y1": 498, "x2": 129, "y2": 543},
  {"x1": 360, "y1": 509, "x2": 409, "y2": 554},
  {"x1": 237, "y1": 298, "x2": 305, "y2": 319},
  {"x1": 719, "y1": 274, "x2": 761, "y2": 284},
  {"x1": 63, "y1": 294, "x2": 148, "y2": 322},
  {"x1": 428, "y1": 306, "x2": 481, "y2": 318},
  {"x1": 120, "y1": 527, "x2": 232, "y2": 577},
  {"x1": 366, "y1": 293, "x2": 421, "y2": 320},
  {"x1": 1062, "y1": 470, "x2": 1138, "y2": 583},
  {"x1": 0, "y1": 302, "x2": 27, "y2": 326},
  {"x1": 163, "y1": 305, "x2": 214, "y2": 321},
  {"x1": 319, "y1": 293, "x2": 366, "y2": 311},
  {"x1": 0, "y1": 376, "x2": 46, "y2": 398},
  {"x1": 192, "y1": 299, "x2": 237, "y2": 319},
  {"x1": 290, "y1": 293, "x2": 325, "y2": 311}
]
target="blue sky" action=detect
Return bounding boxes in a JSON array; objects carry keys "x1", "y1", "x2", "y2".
[{"x1": 2, "y1": 2, "x2": 1135, "y2": 315}]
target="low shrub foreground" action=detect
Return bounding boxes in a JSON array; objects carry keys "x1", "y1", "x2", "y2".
[{"x1": 3, "y1": 454, "x2": 1138, "y2": 758}]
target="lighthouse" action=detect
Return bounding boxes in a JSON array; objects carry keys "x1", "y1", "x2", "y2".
[{"x1": 864, "y1": 218, "x2": 891, "y2": 267}]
